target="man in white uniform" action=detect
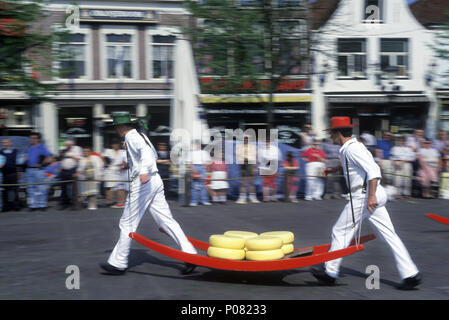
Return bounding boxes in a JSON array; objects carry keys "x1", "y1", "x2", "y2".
[
  {"x1": 311, "y1": 117, "x2": 421, "y2": 290},
  {"x1": 100, "y1": 112, "x2": 197, "y2": 275}
]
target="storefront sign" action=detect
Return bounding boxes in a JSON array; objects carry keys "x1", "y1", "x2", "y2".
[{"x1": 79, "y1": 8, "x2": 158, "y2": 23}]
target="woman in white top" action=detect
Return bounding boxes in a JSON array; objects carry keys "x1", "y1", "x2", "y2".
[
  {"x1": 103, "y1": 140, "x2": 127, "y2": 208},
  {"x1": 417, "y1": 138, "x2": 442, "y2": 199},
  {"x1": 390, "y1": 136, "x2": 415, "y2": 198},
  {"x1": 77, "y1": 146, "x2": 104, "y2": 210}
]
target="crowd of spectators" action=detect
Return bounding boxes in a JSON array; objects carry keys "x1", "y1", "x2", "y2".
[{"x1": 0, "y1": 127, "x2": 448, "y2": 212}]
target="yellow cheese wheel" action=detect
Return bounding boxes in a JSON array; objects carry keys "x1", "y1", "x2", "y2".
[
  {"x1": 224, "y1": 230, "x2": 259, "y2": 240},
  {"x1": 207, "y1": 246, "x2": 246, "y2": 260},
  {"x1": 259, "y1": 231, "x2": 294, "y2": 244},
  {"x1": 245, "y1": 236, "x2": 283, "y2": 251},
  {"x1": 246, "y1": 249, "x2": 285, "y2": 261},
  {"x1": 281, "y1": 243, "x2": 294, "y2": 254},
  {"x1": 209, "y1": 234, "x2": 245, "y2": 250}
]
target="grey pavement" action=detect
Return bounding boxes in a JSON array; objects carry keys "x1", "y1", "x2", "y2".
[{"x1": 0, "y1": 197, "x2": 448, "y2": 301}]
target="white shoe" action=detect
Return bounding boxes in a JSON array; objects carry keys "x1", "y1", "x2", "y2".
[
  {"x1": 305, "y1": 197, "x2": 313, "y2": 201},
  {"x1": 88, "y1": 207, "x2": 97, "y2": 210},
  {"x1": 202, "y1": 202, "x2": 212, "y2": 206},
  {"x1": 250, "y1": 197, "x2": 260, "y2": 204},
  {"x1": 236, "y1": 198, "x2": 247, "y2": 204}
]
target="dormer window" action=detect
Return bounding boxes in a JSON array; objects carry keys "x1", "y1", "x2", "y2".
[{"x1": 363, "y1": 0, "x2": 383, "y2": 23}]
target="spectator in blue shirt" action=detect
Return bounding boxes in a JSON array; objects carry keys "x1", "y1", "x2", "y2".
[
  {"x1": 376, "y1": 130, "x2": 394, "y2": 185},
  {"x1": 24, "y1": 132, "x2": 53, "y2": 211}
]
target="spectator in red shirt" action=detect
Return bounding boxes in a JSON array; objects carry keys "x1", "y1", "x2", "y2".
[{"x1": 300, "y1": 139, "x2": 326, "y2": 200}]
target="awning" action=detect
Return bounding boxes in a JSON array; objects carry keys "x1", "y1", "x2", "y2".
[
  {"x1": 326, "y1": 95, "x2": 430, "y2": 104},
  {"x1": 200, "y1": 93, "x2": 312, "y2": 104}
]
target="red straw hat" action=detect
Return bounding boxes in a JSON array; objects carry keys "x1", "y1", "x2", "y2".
[{"x1": 325, "y1": 117, "x2": 359, "y2": 131}]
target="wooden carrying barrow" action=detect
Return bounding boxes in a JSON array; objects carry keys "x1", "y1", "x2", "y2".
[{"x1": 129, "y1": 232, "x2": 376, "y2": 272}]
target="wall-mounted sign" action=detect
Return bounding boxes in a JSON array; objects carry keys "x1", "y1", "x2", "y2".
[{"x1": 79, "y1": 8, "x2": 159, "y2": 23}]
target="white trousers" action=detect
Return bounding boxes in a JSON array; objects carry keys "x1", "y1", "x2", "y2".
[
  {"x1": 324, "y1": 186, "x2": 419, "y2": 280},
  {"x1": 305, "y1": 162, "x2": 325, "y2": 200},
  {"x1": 108, "y1": 173, "x2": 197, "y2": 269}
]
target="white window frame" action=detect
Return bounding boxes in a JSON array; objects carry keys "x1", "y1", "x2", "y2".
[
  {"x1": 53, "y1": 25, "x2": 92, "y2": 82},
  {"x1": 146, "y1": 26, "x2": 179, "y2": 81},
  {"x1": 100, "y1": 25, "x2": 138, "y2": 81},
  {"x1": 380, "y1": 38, "x2": 409, "y2": 78},
  {"x1": 337, "y1": 38, "x2": 367, "y2": 79}
]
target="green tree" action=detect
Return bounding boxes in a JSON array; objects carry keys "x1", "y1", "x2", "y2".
[
  {"x1": 0, "y1": 0, "x2": 70, "y2": 98},
  {"x1": 183, "y1": 0, "x2": 309, "y2": 130}
]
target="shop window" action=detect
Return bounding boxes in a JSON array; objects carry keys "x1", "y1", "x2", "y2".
[
  {"x1": 197, "y1": 38, "x2": 228, "y2": 76},
  {"x1": 59, "y1": 33, "x2": 87, "y2": 79},
  {"x1": 106, "y1": 33, "x2": 134, "y2": 79},
  {"x1": 151, "y1": 35, "x2": 175, "y2": 79},
  {"x1": 2, "y1": 107, "x2": 32, "y2": 127},
  {"x1": 380, "y1": 39, "x2": 409, "y2": 77},
  {"x1": 337, "y1": 39, "x2": 367, "y2": 78},
  {"x1": 277, "y1": 20, "x2": 307, "y2": 76},
  {"x1": 363, "y1": 0, "x2": 383, "y2": 23},
  {"x1": 58, "y1": 107, "x2": 93, "y2": 148}
]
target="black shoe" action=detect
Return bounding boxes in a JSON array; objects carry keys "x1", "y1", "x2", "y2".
[
  {"x1": 311, "y1": 265, "x2": 336, "y2": 285},
  {"x1": 398, "y1": 273, "x2": 422, "y2": 290},
  {"x1": 180, "y1": 263, "x2": 197, "y2": 275},
  {"x1": 99, "y1": 262, "x2": 127, "y2": 275}
]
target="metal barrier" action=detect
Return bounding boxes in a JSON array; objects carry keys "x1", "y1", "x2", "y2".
[{"x1": 0, "y1": 170, "x2": 447, "y2": 209}]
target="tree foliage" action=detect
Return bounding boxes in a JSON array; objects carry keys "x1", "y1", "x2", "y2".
[
  {"x1": 0, "y1": 0, "x2": 69, "y2": 98},
  {"x1": 183, "y1": 0, "x2": 309, "y2": 95}
]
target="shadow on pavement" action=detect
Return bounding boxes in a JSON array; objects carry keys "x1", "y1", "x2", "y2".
[{"x1": 123, "y1": 249, "x2": 349, "y2": 287}]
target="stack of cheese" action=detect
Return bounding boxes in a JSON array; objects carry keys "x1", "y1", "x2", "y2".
[{"x1": 207, "y1": 230, "x2": 295, "y2": 261}]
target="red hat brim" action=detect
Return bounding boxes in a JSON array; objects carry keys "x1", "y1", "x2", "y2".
[{"x1": 324, "y1": 123, "x2": 359, "y2": 131}]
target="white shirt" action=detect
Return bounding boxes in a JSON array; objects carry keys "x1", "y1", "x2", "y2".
[
  {"x1": 340, "y1": 138, "x2": 382, "y2": 197},
  {"x1": 61, "y1": 145, "x2": 83, "y2": 170},
  {"x1": 390, "y1": 145, "x2": 416, "y2": 162},
  {"x1": 104, "y1": 148, "x2": 126, "y2": 170},
  {"x1": 124, "y1": 129, "x2": 158, "y2": 179},
  {"x1": 417, "y1": 147, "x2": 441, "y2": 168}
]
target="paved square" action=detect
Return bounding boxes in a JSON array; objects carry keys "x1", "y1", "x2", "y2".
[{"x1": 1, "y1": 198, "x2": 448, "y2": 300}]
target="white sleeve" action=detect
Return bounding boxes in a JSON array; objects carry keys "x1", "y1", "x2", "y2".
[{"x1": 348, "y1": 143, "x2": 382, "y2": 182}]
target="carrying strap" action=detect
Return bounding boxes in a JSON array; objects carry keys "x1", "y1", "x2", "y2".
[
  {"x1": 136, "y1": 130, "x2": 158, "y2": 160},
  {"x1": 345, "y1": 155, "x2": 356, "y2": 228}
]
